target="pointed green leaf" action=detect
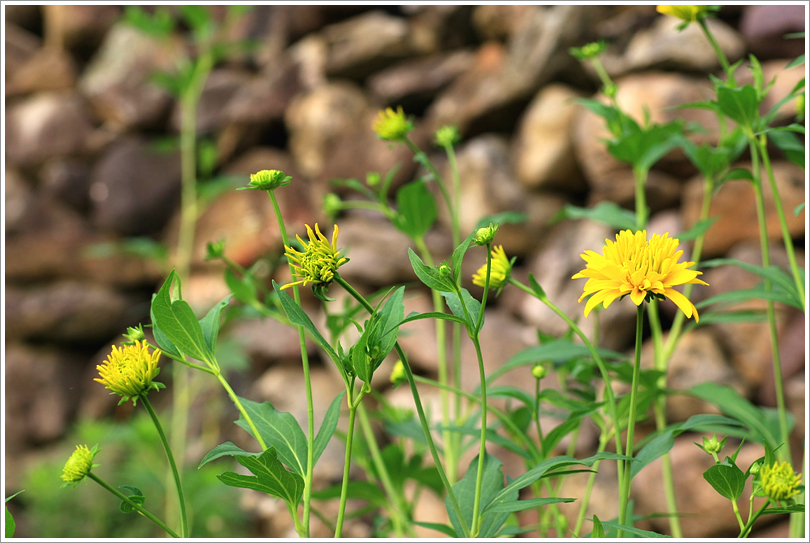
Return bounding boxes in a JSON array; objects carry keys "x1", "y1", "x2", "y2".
[
  {"x1": 552, "y1": 201, "x2": 637, "y2": 231},
  {"x1": 408, "y1": 248, "x2": 456, "y2": 292},
  {"x1": 451, "y1": 231, "x2": 475, "y2": 284},
  {"x1": 234, "y1": 397, "x2": 308, "y2": 476},
  {"x1": 411, "y1": 521, "x2": 458, "y2": 538},
  {"x1": 352, "y1": 329, "x2": 373, "y2": 383},
  {"x1": 716, "y1": 85, "x2": 760, "y2": 128},
  {"x1": 225, "y1": 268, "x2": 258, "y2": 305},
  {"x1": 394, "y1": 180, "x2": 437, "y2": 238},
  {"x1": 486, "y1": 497, "x2": 575, "y2": 514},
  {"x1": 310, "y1": 480, "x2": 386, "y2": 505},
  {"x1": 371, "y1": 286, "x2": 405, "y2": 363},
  {"x1": 677, "y1": 216, "x2": 719, "y2": 242},
  {"x1": 446, "y1": 454, "x2": 515, "y2": 539},
  {"x1": 440, "y1": 288, "x2": 482, "y2": 331},
  {"x1": 313, "y1": 391, "x2": 346, "y2": 466},
  {"x1": 217, "y1": 447, "x2": 305, "y2": 507},
  {"x1": 590, "y1": 514, "x2": 605, "y2": 538},
  {"x1": 768, "y1": 130, "x2": 804, "y2": 168},
  {"x1": 152, "y1": 271, "x2": 210, "y2": 362},
  {"x1": 703, "y1": 462, "x2": 746, "y2": 500},
  {"x1": 272, "y1": 281, "x2": 341, "y2": 368},
  {"x1": 598, "y1": 520, "x2": 672, "y2": 538},
  {"x1": 199, "y1": 294, "x2": 233, "y2": 353},
  {"x1": 198, "y1": 441, "x2": 258, "y2": 468}
]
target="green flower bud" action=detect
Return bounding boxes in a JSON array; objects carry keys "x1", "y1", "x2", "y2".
[
  {"x1": 323, "y1": 193, "x2": 343, "y2": 221},
  {"x1": 205, "y1": 238, "x2": 226, "y2": 261},
  {"x1": 434, "y1": 125, "x2": 460, "y2": 147},
  {"x1": 61, "y1": 444, "x2": 100, "y2": 487},
  {"x1": 749, "y1": 461, "x2": 762, "y2": 475},
  {"x1": 240, "y1": 169, "x2": 292, "y2": 192},
  {"x1": 473, "y1": 223, "x2": 498, "y2": 246},
  {"x1": 532, "y1": 364, "x2": 548, "y2": 380},
  {"x1": 702, "y1": 434, "x2": 723, "y2": 454},
  {"x1": 122, "y1": 324, "x2": 146, "y2": 344},
  {"x1": 438, "y1": 263, "x2": 452, "y2": 278},
  {"x1": 569, "y1": 41, "x2": 607, "y2": 61}
]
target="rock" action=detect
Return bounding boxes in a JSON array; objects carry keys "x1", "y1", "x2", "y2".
[
  {"x1": 4, "y1": 5, "x2": 41, "y2": 30},
  {"x1": 439, "y1": 134, "x2": 567, "y2": 258},
  {"x1": 757, "y1": 310, "x2": 805, "y2": 417},
  {"x1": 4, "y1": 169, "x2": 36, "y2": 235},
  {"x1": 170, "y1": 68, "x2": 253, "y2": 134},
  {"x1": 5, "y1": 281, "x2": 142, "y2": 343},
  {"x1": 633, "y1": 439, "x2": 770, "y2": 537},
  {"x1": 396, "y1": 290, "x2": 440, "y2": 373},
  {"x1": 512, "y1": 83, "x2": 586, "y2": 193},
  {"x1": 227, "y1": 316, "x2": 318, "y2": 369},
  {"x1": 739, "y1": 4, "x2": 806, "y2": 60},
  {"x1": 403, "y1": 5, "x2": 476, "y2": 52},
  {"x1": 6, "y1": 91, "x2": 94, "y2": 166},
  {"x1": 615, "y1": 16, "x2": 745, "y2": 74},
  {"x1": 4, "y1": 344, "x2": 85, "y2": 448},
  {"x1": 322, "y1": 10, "x2": 424, "y2": 80},
  {"x1": 40, "y1": 5, "x2": 121, "y2": 53},
  {"x1": 367, "y1": 50, "x2": 475, "y2": 108},
  {"x1": 89, "y1": 136, "x2": 182, "y2": 236},
  {"x1": 223, "y1": 59, "x2": 304, "y2": 125},
  {"x1": 79, "y1": 23, "x2": 181, "y2": 130},
  {"x1": 40, "y1": 157, "x2": 93, "y2": 214},
  {"x1": 5, "y1": 23, "x2": 41, "y2": 81},
  {"x1": 5, "y1": 46, "x2": 78, "y2": 96},
  {"x1": 681, "y1": 161, "x2": 805, "y2": 257},
  {"x1": 471, "y1": 5, "x2": 535, "y2": 41}
]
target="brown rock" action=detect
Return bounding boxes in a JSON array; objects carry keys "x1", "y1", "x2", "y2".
[
  {"x1": 5, "y1": 23, "x2": 41, "y2": 82},
  {"x1": 403, "y1": 5, "x2": 476, "y2": 53},
  {"x1": 5, "y1": 46, "x2": 77, "y2": 96},
  {"x1": 79, "y1": 23, "x2": 181, "y2": 130},
  {"x1": 6, "y1": 91, "x2": 94, "y2": 166},
  {"x1": 170, "y1": 68, "x2": 253, "y2": 134},
  {"x1": 471, "y1": 5, "x2": 534, "y2": 41},
  {"x1": 39, "y1": 157, "x2": 93, "y2": 214},
  {"x1": 681, "y1": 161, "x2": 805, "y2": 258},
  {"x1": 89, "y1": 136, "x2": 182, "y2": 236},
  {"x1": 5, "y1": 281, "x2": 141, "y2": 343},
  {"x1": 4, "y1": 169, "x2": 35, "y2": 235},
  {"x1": 223, "y1": 59, "x2": 304, "y2": 125},
  {"x1": 512, "y1": 83, "x2": 586, "y2": 193},
  {"x1": 739, "y1": 4, "x2": 806, "y2": 60},
  {"x1": 41, "y1": 4, "x2": 121, "y2": 53}
]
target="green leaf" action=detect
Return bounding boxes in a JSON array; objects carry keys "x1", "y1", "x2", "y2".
[
  {"x1": 394, "y1": 180, "x2": 437, "y2": 239},
  {"x1": 440, "y1": 288, "x2": 482, "y2": 331},
  {"x1": 720, "y1": 168, "x2": 755, "y2": 184},
  {"x1": 124, "y1": 6, "x2": 174, "y2": 39},
  {"x1": 399, "y1": 311, "x2": 468, "y2": 327},
  {"x1": 352, "y1": 328, "x2": 373, "y2": 383},
  {"x1": 689, "y1": 383, "x2": 781, "y2": 448},
  {"x1": 370, "y1": 286, "x2": 405, "y2": 366},
  {"x1": 677, "y1": 217, "x2": 719, "y2": 242},
  {"x1": 760, "y1": 505, "x2": 806, "y2": 515},
  {"x1": 446, "y1": 454, "x2": 515, "y2": 539},
  {"x1": 703, "y1": 462, "x2": 746, "y2": 500},
  {"x1": 118, "y1": 485, "x2": 146, "y2": 514},
  {"x1": 608, "y1": 120, "x2": 684, "y2": 170},
  {"x1": 152, "y1": 271, "x2": 211, "y2": 362},
  {"x1": 198, "y1": 441, "x2": 258, "y2": 468},
  {"x1": 485, "y1": 496, "x2": 575, "y2": 514},
  {"x1": 225, "y1": 268, "x2": 258, "y2": 305},
  {"x1": 451, "y1": 231, "x2": 475, "y2": 284},
  {"x1": 768, "y1": 130, "x2": 804, "y2": 168},
  {"x1": 591, "y1": 515, "x2": 605, "y2": 538},
  {"x1": 552, "y1": 202, "x2": 637, "y2": 231},
  {"x1": 437, "y1": 424, "x2": 533, "y2": 461},
  {"x1": 199, "y1": 295, "x2": 233, "y2": 353},
  {"x1": 700, "y1": 258, "x2": 800, "y2": 305},
  {"x1": 692, "y1": 309, "x2": 768, "y2": 326},
  {"x1": 311, "y1": 480, "x2": 386, "y2": 505},
  {"x1": 598, "y1": 520, "x2": 672, "y2": 538},
  {"x1": 272, "y1": 281, "x2": 341, "y2": 368},
  {"x1": 234, "y1": 397, "x2": 308, "y2": 477},
  {"x1": 716, "y1": 85, "x2": 760, "y2": 129},
  {"x1": 474, "y1": 211, "x2": 529, "y2": 230},
  {"x1": 217, "y1": 447, "x2": 305, "y2": 507},
  {"x1": 786, "y1": 54, "x2": 805, "y2": 69},
  {"x1": 4, "y1": 491, "x2": 22, "y2": 539},
  {"x1": 313, "y1": 391, "x2": 345, "y2": 467},
  {"x1": 696, "y1": 283, "x2": 803, "y2": 311},
  {"x1": 407, "y1": 248, "x2": 456, "y2": 292},
  {"x1": 411, "y1": 521, "x2": 458, "y2": 538},
  {"x1": 795, "y1": 202, "x2": 805, "y2": 216}
]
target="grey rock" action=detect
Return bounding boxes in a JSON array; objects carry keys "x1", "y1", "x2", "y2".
[
  {"x1": 170, "y1": 68, "x2": 253, "y2": 134},
  {"x1": 40, "y1": 157, "x2": 93, "y2": 214},
  {"x1": 223, "y1": 60, "x2": 304, "y2": 124},
  {"x1": 90, "y1": 136, "x2": 182, "y2": 236}
]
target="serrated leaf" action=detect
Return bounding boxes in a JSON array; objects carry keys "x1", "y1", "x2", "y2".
[
  {"x1": 152, "y1": 271, "x2": 211, "y2": 362},
  {"x1": 217, "y1": 447, "x2": 304, "y2": 507},
  {"x1": 407, "y1": 248, "x2": 456, "y2": 292},
  {"x1": 199, "y1": 441, "x2": 258, "y2": 468},
  {"x1": 703, "y1": 462, "x2": 746, "y2": 500},
  {"x1": 199, "y1": 294, "x2": 233, "y2": 353},
  {"x1": 313, "y1": 391, "x2": 345, "y2": 467},
  {"x1": 394, "y1": 180, "x2": 437, "y2": 239},
  {"x1": 234, "y1": 397, "x2": 308, "y2": 476}
]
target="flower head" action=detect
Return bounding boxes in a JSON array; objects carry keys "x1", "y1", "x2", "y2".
[
  {"x1": 283, "y1": 223, "x2": 348, "y2": 291},
  {"x1": 760, "y1": 461, "x2": 802, "y2": 502},
  {"x1": 61, "y1": 444, "x2": 100, "y2": 487},
  {"x1": 473, "y1": 245, "x2": 513, "y2": 292},
  {"x1": 95, "y1": 341, "x2": 164, "y2": 405},
  {"x1": 569, "y1": 41, "x2": 608, "y2": 61},
  {"x1": 372, "y1": 106, "x2": 414, "y2": 142},
  {"x1": 531, "y1": 364, "x2": 548, "y2": 380},
  {"x1": 473, "y1": 223, "x2": 499, "y2": 246},
  {"x1": 656, "y1": 5, "x2": 712, "y2": 23},
  {"x1": 390, "y1": 360, "x2": 407, "y2": 387},
  {"x1": 240, "y1": 169, "x2": 292, "y2": 192},
  {"x1": 434, "y1": 125, "x2": 460, "y2": 147},
  {"x1": 572, "y1": 230, "x2": 708, "y2": 321}
]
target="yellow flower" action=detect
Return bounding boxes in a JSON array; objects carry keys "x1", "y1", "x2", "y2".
[
  {"x1": 389, "y1": 360, "x2": 407, "y2": 387},
  {"x1": 61, "y1": 444, "x2": 100, "y2": 486},
  {"x1": 656, "y1": 5, "x2": 711, "y2": 22},
  {"x1": 760, "y1": 461, "x2": 802, "y2": 502},
  {"x1": 95, "y1": 340, "x2": 164, "y2": 405},
  {"x1": 473, "y1": 245, "x2": 512, "y2": 291},
  {"x1": 572, "y1": 230, "x2": 708, "y2": 321},
  {"x1": 283, "y1": 223, "x2": 348, "y2": 290},
  {"x1": 372, "y1": 106, "x2": 414, "y2": 141}
]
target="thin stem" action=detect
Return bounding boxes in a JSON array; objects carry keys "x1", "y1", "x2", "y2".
[
  {"x1": 215, "y1": 371, "x2": 267, "y2": 450},
  {"x1": 333, "y1": 274, "x2": 471, "y2": 537},
  {"x1": 140, "y1": 396, "x2": 188, "y2": 538},
  {"x1": 731, "y1": 498, "x2": 746, "y2": 532},
  {"x1": 404, "y1": 138, "x2": 454, "y2": 220},
  {"x1": 698, "y1": 18, "x2": 735, "y2": 86},
  {"x1": 757, "y1": 136, "x2": 805, "y2": 309},
  {"x1": 356, "y1": 403, "x2": 416, "y2": 538},
  {"x1": 335, "y1": 401, "x2": 359, "y2": 538},
  {"x1": 739, "y1": 501, "x2": 770, "y2": 538},
  {"x1": 573, "y1": 435, "x2": 609, "y2": 536},
  {"x1": 749, "y1": 141, "x2": 791, "y2": 463},
  {"x1": 269, "y1": 190, "x2": 315, "y2": 536},
  {"x1": 634, "y1": 165, "x2": 648, "y2": 229},
  {"x1": 87, "y1": 472, "x2": 180, "y2": 538},
  {"x1": 534, "y1": 377, "x2": 544, "y2": 455},
  {"x1": 470, "y1": 337, "x2": 488, "y2": 537},
  {"x1": 618, "y1": 304, "x2": 645, "y2": 537}
]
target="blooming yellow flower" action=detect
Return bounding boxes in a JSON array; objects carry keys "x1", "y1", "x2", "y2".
[
  {"x1": 760, "y1": 461, "x2": 802, "y2": 502},
  {"x1": 473, "y1": 245, "x2": 512, "y2": 291},
  {"x1": 283, "y1": 223, "x2": 348, "y2": 290},
  {"x1": 61, "y1": 444, "x2": 100, "y2": 486},
  {"x1": 572, "y1": 230, "x2": 708, "y2": 321},
  {"x1": 372, "y1": 106, "x2": 414, "y2": 141},
  {"x1": 95, "y1": 340, "x2": 164, "y2": 405},
  {"x1": 656, "y1": 5, "x2": 710, "y2": 23}
]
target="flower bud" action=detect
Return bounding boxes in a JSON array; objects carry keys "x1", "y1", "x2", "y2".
[
  {"x1": 532, "y1": 364, "x2": 548, "y2": 380},
  {"x1": 473, "y1": 223, "x2": 498, "y2": 246},
  {"x1": 760, "y1": 461, "x2": 802, "y2": 502},
  {"x1": 61, "y1": 444, "x2": 100, "y2": 487},
  {"x1": 241, "y1": 169, "x2": 292, "y2": 192},
  {"x1": 569, "y1": 41, "x2": 607, "y2": 61},
  {"x1": 372, "y1": 106, "x2": 414, "y2": 142},
  {"x1": 438, "y1": 263, "x2": 452, "y2": 278},
  {"x1": 434, "y1": 125, "x2": 460, "y2": 147},
  {"x1": 205, "y1": 238, "x2": 226, "y2": 260},
  {"x1": 122, "y1": 324, "x2": 146, "y2": 344}
]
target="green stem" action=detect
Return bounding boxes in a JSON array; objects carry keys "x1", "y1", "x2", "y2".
[
  {"x1": 87, "y1": 472, "x2": 180, "y2": 538},
  {"x1": 749, "y1": 141, "x2": 791, "y2": 463},
  {"x1": 469, "y1": 337, "x2": 488, "y2": 537},
  {"x1": 333, "y1": 274, "x2": 471, "y2": 537},
  {"x1": 573, "y1": 435, "x2": 609, "y2": 536},
  {"x1": 404, "y1": 138, "x2": 454, "y2": 221},
  {"x1": 618, "y1": 304, "x2": 645, "y2": 537},
  {"x1": 140, "y1": 396, "x2": 188, "y2": 538},
  {"x1": 739, "y1": 501, "x2": 770, "y2": 538},
  {"x1": 756, "y1": 135, "x2": 805, "y2": 309},
  {"x1": 698, "y1": 18, "x2": 735, "y2": 86},
  {"x1": 634, "y1": 165, "x2": 648, "y2": 229},
  {"x1": 215, "y1": 370, "x2": 267, "y2": 450},
  {"x1": 335, "y1": 399, "x2": 359, "y2": 538},
  {"x1": 356, "y1": 403, "x2": 416, "y2": 538},
  {"x1": 534, "y1": 377, "x2": 544, "y2": 455},
  {"x1": 789, "y1": 454, "x2": 805, "y2": 538},
  {"x1": 269, "y1": 190, "x2": 315, "y2": 536},
  {"x1": 731, "y1": 498, "x2": 746, "y2": 532}
]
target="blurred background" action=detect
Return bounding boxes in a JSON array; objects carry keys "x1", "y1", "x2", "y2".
[{"x1": 4, "y1": 4, "x2": 806, "y2": 538}]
